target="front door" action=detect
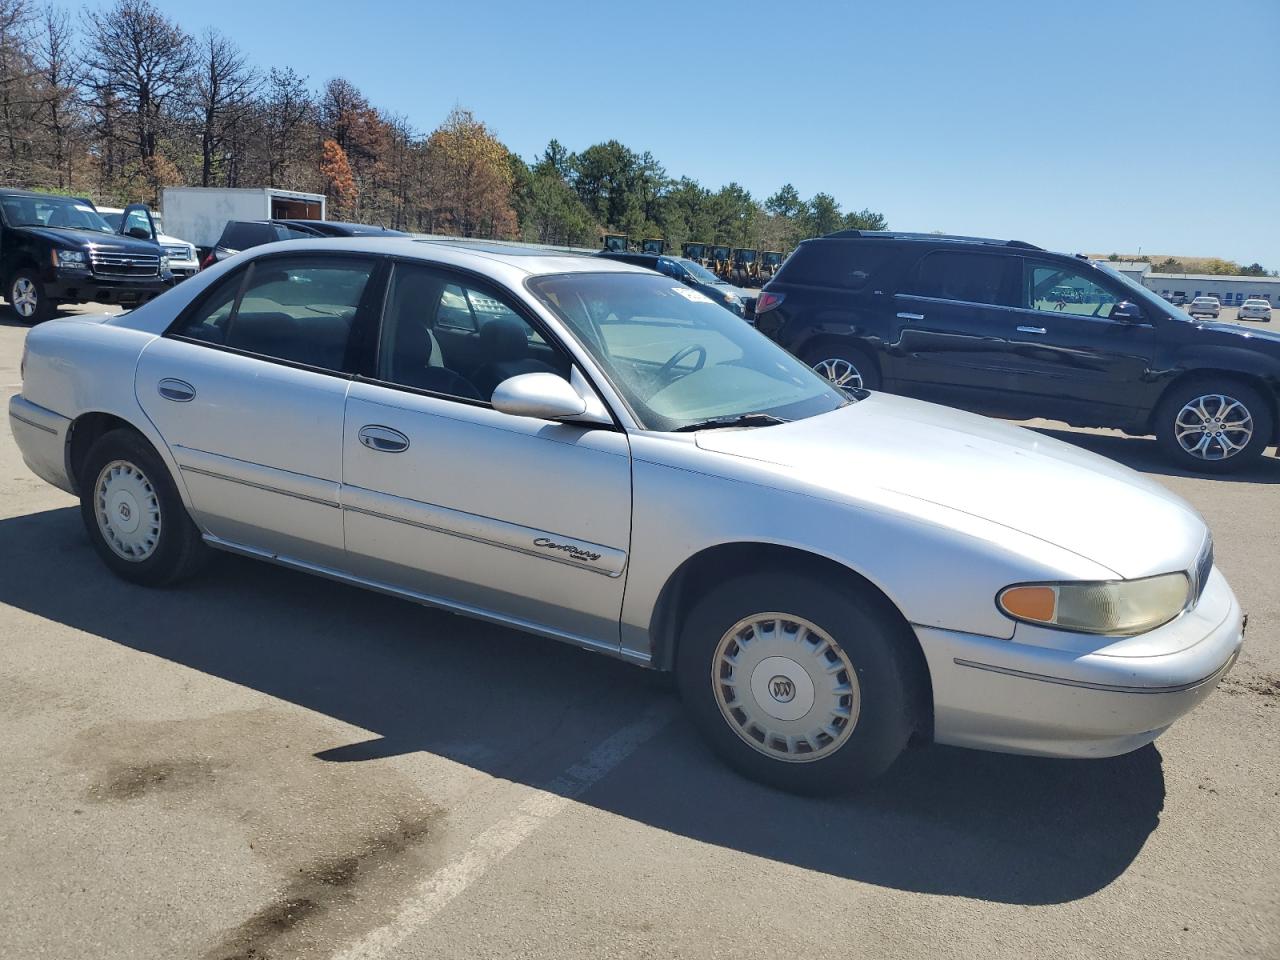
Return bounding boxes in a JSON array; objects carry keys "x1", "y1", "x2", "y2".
[
  {"x1": 1000, "y1": 258, "x2": 1156, "y2": 421},
  {"x1": 340, "y1": 261, "x2": 632, "y2": 649},
  {"x1": 136, "y1": 252, "x2": 380, "y2": 567}
]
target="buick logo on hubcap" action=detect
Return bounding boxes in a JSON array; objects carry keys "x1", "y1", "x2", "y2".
[
  {"x1": 118, "y1": 503, "x2": 131, "y2": 521},
  {"x1": 768, "y1": 676, "x2": 796, "y2": 703}
]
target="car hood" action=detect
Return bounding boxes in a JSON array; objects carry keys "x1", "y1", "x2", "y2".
[
  {"x1": 19, "y1": 226, "x2": 162, "y2": 254},
  {"x1": 694, "y1": 392, "x2": 1206, "y2": 578},
  {"x1": 1194, "y1": 321, "x2": 1280, "y2": 346}
]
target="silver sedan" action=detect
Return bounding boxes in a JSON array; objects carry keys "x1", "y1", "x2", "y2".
[{"x1": 9, "y1": 238, "x2": 1245, "y2": 793}]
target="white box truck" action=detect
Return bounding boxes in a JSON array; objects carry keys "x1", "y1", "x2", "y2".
[{"x1": 161, "y1": 187, "x2": 326, "y2": 254}]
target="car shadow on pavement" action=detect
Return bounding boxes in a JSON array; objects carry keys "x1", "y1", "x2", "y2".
[
  {"x1": 1030, "y1": 426, "x2": 1280, "y2": 484},
  {"x1": 0, "y1": 506, "x2": 1166, "y2": 906}
]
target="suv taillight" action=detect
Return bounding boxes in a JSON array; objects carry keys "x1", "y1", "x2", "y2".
[{"x1": 755, "y1": 291, "x2": 785, "y2": 315}]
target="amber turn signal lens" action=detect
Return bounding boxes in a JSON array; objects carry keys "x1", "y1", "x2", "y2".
[{"x1": 998, "y1": 585, "x2": 1057, "y2": 623}]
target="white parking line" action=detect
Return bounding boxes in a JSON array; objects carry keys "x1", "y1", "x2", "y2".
[{"x1": 331, "y1": 701, "x2": 677, "y2": 960}]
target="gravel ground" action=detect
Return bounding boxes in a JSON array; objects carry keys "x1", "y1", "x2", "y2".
[{"x1": 0, "y1": 304, "x2": 1276, "y2": 960}]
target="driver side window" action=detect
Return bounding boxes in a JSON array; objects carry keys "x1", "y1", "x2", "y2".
[{"x1": 1025, "y1": 262, "x2": 1119, "y2": 319}]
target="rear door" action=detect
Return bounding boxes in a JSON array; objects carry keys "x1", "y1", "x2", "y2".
[
  {"x1": 889, "y1": 250, "x2": 1024, "y2": 414},
  {"x1": 135, "y1": 252, "x2": 381, "y2": 567}
]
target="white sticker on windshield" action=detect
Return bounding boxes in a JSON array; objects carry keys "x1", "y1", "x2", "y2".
[{"x1": 672, "y1": 286, "x2": 713, "y2": 304}]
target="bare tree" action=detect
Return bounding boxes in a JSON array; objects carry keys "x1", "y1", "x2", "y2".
[
  {"x1": 0, "y1": 0, "x2": 34, "y2": 183},
  {"x1": 33, "y1": 4, "x2": 79, "y2": 188},
  {"x1": 193, "y1": 28, "x2": 256, "y2": 186},
  {"x1": 82, "y1": 0, "x2": 193, "y2": 168},
  {"x1": 258, "y1": 66, "x2": 312, "y2": 188}
]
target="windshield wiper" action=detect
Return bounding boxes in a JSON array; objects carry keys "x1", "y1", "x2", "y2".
[{"x1": 673, "y1": 412, "x2": 790, "y2": 432}]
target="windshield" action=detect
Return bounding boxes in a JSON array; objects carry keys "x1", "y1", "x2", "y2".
[
  {"x1": 528, "y1": 272, "x2": 849, "y2": 431},
  {"x1": 0, "y1": 194, "x2": 114, "y2": 234},
  {"x1": 679, "y1": 258, "x2": 722, "y2": 284}
]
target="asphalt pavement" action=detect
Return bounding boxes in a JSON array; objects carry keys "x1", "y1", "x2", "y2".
[{"x1": 0, "y1": 305, "x2": 1276, "y2": 960}]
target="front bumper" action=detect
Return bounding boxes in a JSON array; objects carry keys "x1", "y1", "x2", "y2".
[
  {"x1": 8, "y1": 395, "x2": 74, "y2": 494},
  {"x1": 46, "y1": 270, "x2": 172, "y2": 305},
  {"x1": 917, "y1": 567, "x2": 1244, "y2": 758}
]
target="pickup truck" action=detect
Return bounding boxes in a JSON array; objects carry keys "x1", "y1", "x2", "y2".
[{"x1": 1, "y1": 190, "x2": 172, "y2": 322}]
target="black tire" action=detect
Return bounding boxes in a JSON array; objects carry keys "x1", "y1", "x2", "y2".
[
  {"x1": 79, "y1": 428, "x2": 208, "y2": 586},
  {"x1": 676, "y1": 571, "x2": 916, "y2": 795},
  {"x1": 8, "y1": 268, "x2": 53, "y2": 323},
  {"x1": 1155, "y1": 378, "x2": 1274, "y2": 473},
  {"x1": 802, "y1": 341, "x2": 881, "y2": 391}
]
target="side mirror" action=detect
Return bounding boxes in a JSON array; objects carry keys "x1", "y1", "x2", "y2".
[
  {"x1": 491, "y1": 372, "x2": 587, "y2": 420},
  {"x1": 1112, "y1": 301, "x2": 1145, "y2": 322},
  {"x1": 126, "y1": 226, "x2": 151, "y2": 240}
]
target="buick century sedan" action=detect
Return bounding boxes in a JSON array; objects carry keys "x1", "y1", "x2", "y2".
[{"x1": 9, "y1": 239, "x2": 1245, "y2": 792}]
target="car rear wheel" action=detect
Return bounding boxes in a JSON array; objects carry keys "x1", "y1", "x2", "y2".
[
  {"x1": 803, "y1": 343, "x2": 881, "y2": 391},
  {"x1": 1155, "y1": 379, "x2": 1274, "y2": 473},
  {"x1": 79, "y1": 428, "x2": 208, "y2": 586},
  {"x1": 676, "y1": 571, "x2": 916, "y2": 794},
  {"x1": 8, "y1": 269, "x2": 52, "y2": 323}
]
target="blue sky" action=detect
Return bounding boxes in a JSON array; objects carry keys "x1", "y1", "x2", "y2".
[{"x1": 84, "y1": 0, "x2": 1280, "y2": 265}]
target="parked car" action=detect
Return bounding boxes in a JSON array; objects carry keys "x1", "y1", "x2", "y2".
[
  {"x1": 9, "y1": 238, "x2": 1244, "y2": 793},
  {"x1": 201, "y1": 219, "x2": 315, "y2": 267},
  {"x1": 1188, "y1": 296, "x2": 1221, "y2": 318},
  {"x1": 98, "y1": 205, "x2": 200, "y2": 280},
  {"x1": 272, "y1": 219, "x2": 407, "y2": 238},
  {"x1": 596, "y1": 250, "x2": 754, "y2": 318},
  {"x1": 1167, "y1": 292, "x2": 1188, "y2": 306},
  {"x1": 754, "y1": 231, "x2": 1280, "y2": 472},
  {"x1": 0, "y1": 190, "x2": 172, "y2": 322},
  {"x1": 1239, "y1": 299, "x2": 1272, "y2": 322}
]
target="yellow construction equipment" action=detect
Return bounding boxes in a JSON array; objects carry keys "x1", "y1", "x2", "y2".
[
  {"x1": 711, "y1": 245, "x2": 733, "y2": 282},
  {"x1": 760, "y1": 251, "x2": 784, "y2": 282},
  {"x1": 603, "y1": 233, "x2": 629, "y2": 252},
  {"x1": 641, "y1": 238, "x2": 666, "y2": 255}
]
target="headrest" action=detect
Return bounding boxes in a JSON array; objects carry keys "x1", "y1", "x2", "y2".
[{"x1": 479, "y1": 318, "x2": 528, "y2": 361}]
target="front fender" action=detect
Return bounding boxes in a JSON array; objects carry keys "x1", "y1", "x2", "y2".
[{"x1": 619, "y1": 435, "x2": 1115, "y2": 663}]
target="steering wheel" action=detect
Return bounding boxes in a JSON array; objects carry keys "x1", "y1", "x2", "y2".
[{"x1": 658, "y1": 344, "x2": 707, "y2": 379}]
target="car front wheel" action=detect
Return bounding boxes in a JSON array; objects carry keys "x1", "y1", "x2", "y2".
[
  {"x1": 676, "y1": 571, "x2": 916, "y2": 794},
  {"x1": 8, "y1": 269, "x2": 52, "y2": 323},
  {"x1": 79, "y1": 428, "x2": 208, "y2": 585},
  {"x1": 1155, "y1": 379, "x2": 1274, "y2": 473}
]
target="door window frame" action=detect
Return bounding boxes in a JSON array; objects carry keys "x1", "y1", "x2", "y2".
[
  {"x1": 359, "y1": 257, "x2": 620, "y2": 428},
  {"x1": 163, "y1": 250, "x2": 388, "y2": 379},
  {"x1": 899, "y1": 249, "x2": 1021, "y2": 308},
  {"x1": 1017, "y1": 257, "x2": 1136, "y2": 324}
]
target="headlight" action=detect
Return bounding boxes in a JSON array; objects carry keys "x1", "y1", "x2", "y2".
[
  {"x1": 54, "y1": 249, "x2": 85, "y2": 268},
  {"x1": 160, "y1": 254, "x2": 170, "y2": 273},
  {"x1": 723, "y1": 292, "x2": 740, "y2": 303},
  {"x1": 997, "y1": 572, "x2": 1190, "y2": 635}
]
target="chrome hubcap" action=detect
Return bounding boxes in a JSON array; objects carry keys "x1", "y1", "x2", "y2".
[
  {"x1": 712, "y1": 613, "x2": 860, "y2": 762},
  {"x1": 11, "y1": 277, "x2": 38, "y2": 317},
  {"x1": 95, "y1": 460, "x2": 162, "y2": 561},
  {"x1": 1174, "y1": 394, "x2": 1253, "y2": 461},
  {"x1": 812, "y1": 357, "x2": 863, "y2": 390}
]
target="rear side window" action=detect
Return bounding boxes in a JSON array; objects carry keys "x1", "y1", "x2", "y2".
[
  {"x1": 171, "y1": 256, "x2": 376, "y2": 371},
  {"x1": 775, "y1": 241, "x2": 893, "y2": 290},
  {"x1": 905, "y1": 251, "x2": 1013, "y2": 306}
]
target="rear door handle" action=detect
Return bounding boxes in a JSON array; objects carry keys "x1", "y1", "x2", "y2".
[
  {"x1": 897, "y1": 312, "x2": 925, "y2": 321},
  {"x1": 358, "y1": 425, "x2": 410, "y2": 453},
  {"x1": 157, "y1": 378, "x2": 196, "y2": 402},
  {"x1": 1016, "y1": 325, "x2": 1047, "y2": 335}
]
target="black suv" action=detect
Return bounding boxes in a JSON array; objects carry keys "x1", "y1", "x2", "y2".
[
  {"x1": 0, "y1": 190, "x2": 172, "y2": 322},
  {"x1": 595, "y1": 251, "x2": 754, "y2": 318},
  {"x1": 755, "y1": 230, "x2": 1280, "y2": 472}
]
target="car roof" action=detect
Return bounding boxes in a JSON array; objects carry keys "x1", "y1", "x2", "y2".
[{"x1": 817, "y1": 229, "x2": 1047, "y2": 253}]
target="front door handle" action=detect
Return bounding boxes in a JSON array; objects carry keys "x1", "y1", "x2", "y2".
[
  {"x1": 897, "y1": 312, "x2": 925, "y2": 321},
  {"x1": 358, "y1": 425, "x2": 410, "y2": 453},
  {"x1": 1016, "y1": 325, "x2": 1047, "y2": 335},
  {"x1": 157, "y1": 378, "x2": 196, "y2": 402}
]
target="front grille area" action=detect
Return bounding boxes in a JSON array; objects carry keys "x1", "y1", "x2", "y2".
[{"x1": 90, "y1": 251, "x2": 160, "y2": 278}]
